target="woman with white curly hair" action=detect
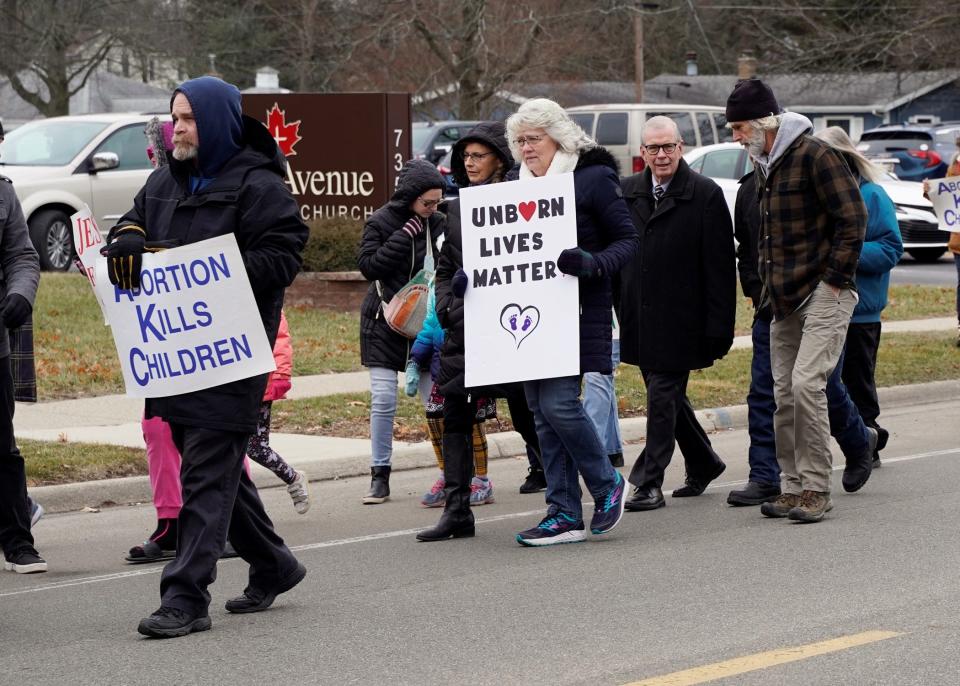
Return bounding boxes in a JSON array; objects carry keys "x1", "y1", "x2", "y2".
[{"x1": 495, "y1": 98, "x2": 639, "y2": 546}]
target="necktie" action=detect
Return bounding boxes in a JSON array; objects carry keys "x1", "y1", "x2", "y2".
[{"x1": 654, "y1": 184, "x2": 664, "y2": 207}]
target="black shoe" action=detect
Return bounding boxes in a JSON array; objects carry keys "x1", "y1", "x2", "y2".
[
  {"x1": 519, "y1": 467, "x2": 547, "y2": 494},
  {"x1": 416, "y1": 516, "x2": 475, "y2": 542},
  {"x1": 624, "y1": 485, "x2": 665, "y2": 511},
  {"x1": 672, "y1": 461, "x2": 726, "y2": 497},
  {"x1": 419, "y1": 432, "x2": 475, "y2": 541},
  {"x1": 608, "y1": 452, "x2": 624, "y2": 468},
  {"x1": 224, "y1": 561, "x2": 307, "y2": 614},
  {"x1": 872, "y1": 455, "x2": 882, "y2": 469},
  {"x1": 362, "y1": 466, "x2": 391, "y2": 504},
  {"x1": 4, "y1": 548, "x2": 47, "y2": 574},
  {"x1": 137, "y1": 606, "x2": 211, "y2": 638},
  {"x1": 842, "y1": 427, "x2": 877, "y2": 493},
  {"x1": 727, "y1": 481, "x2": 781, "y2": 506}
]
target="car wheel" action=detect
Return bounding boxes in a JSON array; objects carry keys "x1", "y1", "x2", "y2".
[
  {"x1": 28, "y1": 209, "x2": 75, "y2": 271},
  {"x1": 907, "y1": 248, "x2": 946, "y2": 263}
]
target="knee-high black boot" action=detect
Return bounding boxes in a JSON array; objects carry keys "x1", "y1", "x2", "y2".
[{"x1": 416, "y1": 433, "x2": 475, "y2": 541}]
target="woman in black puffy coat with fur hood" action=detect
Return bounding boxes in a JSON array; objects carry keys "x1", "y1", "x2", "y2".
[{"x1": 357, "y1": 159, "x2": 444, "y2": 504}]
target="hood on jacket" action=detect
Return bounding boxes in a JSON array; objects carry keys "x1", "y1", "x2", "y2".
[
  {"x1": 755, "y1": 112, "x2": 813, "y2": 175},
  {"x1": 172, "y1": 76, "x2": 244, "y2": 178},
  {"x1": 450, "y1": 121, "x2": 514, "y2": 187},
  {"x1": 389, "y1": 159, "x2": 444, "y2": 208},
  {"x1": 575, "y1": 146, "x2": 620, "y2": 174}
]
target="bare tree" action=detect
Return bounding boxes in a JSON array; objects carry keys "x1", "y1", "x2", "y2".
[
  {"x1": 0, "y1": 0, "x2": 134, "y2": 116},
  {"x1": 408, "y1": 0, "x2": 544, "y2": 119}
]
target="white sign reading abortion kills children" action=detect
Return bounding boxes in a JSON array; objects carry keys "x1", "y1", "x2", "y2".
[
  {"x1": 94, "y1": 234, "x2": 276, "y2": 398},
  {"x1": 461, "y1": 173, "x2": 579, "y2": 387}
]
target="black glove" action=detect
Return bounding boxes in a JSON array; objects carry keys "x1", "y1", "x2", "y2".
[
  {"x1": 1, "y1": 293, "x2": 31, "y2": 330},
  {"x1": 557, "y1": 247, "x2": 600, "y2": 279},
  {"x1": 451, "y1": 268, "x2": 468, "y2": 297},
  {"x1": 706, "y1": 336, "x2": 734, "y2": 360},
  {"x1": 400, "y1": 216, "x2": 424, "y2": 238},
  {"x1": 101, "y1": 225, "x2": 146, "y2": 290}
]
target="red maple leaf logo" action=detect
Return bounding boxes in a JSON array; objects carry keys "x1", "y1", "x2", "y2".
[{"x1": 265, "y1": 103, "x2": 301, "y2": 157}]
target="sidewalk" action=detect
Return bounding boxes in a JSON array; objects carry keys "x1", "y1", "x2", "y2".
[{"x1": 21, "y1": 316, "x2": 959, "y2": 513}]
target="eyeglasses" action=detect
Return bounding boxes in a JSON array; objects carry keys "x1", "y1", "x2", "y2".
[
  {"x1": 642, "y1": 143, "x2": 680, "y2": 155},
  {"x1": 418, "y1": 197, "x2": 441, "y2": 208},
  {"x1": 462, "y1": 151, "x2": 495, "y2": 162},
  {"x1": 514, "y1": 135, "x2": 546, "y2": 147}
]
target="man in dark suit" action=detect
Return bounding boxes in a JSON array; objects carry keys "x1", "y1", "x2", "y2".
[{"x1": 617, "y1": 116, "x2": 737, "y2": 511}]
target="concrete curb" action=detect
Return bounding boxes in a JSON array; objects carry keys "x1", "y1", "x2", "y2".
[{"x1": 29, "y1": 378, "x2": 960, "y2": 514}]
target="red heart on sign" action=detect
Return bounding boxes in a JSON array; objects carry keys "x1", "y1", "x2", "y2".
[{"x1": 518, "y1": 201, "x2": 536, "y2": 221}]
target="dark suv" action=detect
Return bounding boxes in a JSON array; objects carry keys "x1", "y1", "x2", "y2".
[{"x1": 857, "y1": 122, "x2": 960, "y2": 182}]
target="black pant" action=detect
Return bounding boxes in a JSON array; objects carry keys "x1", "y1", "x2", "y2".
[
  {"x1": 628, "y1": 369, "x2": 723, "y2": 489},
  {"x1": 0, "y1": 356, "x2": 32, "y2": 558},
  {"x1": 160, "y1": 423, "x2": 298, "y2": 615},
  {"x1": 840, "y1": 322, "x2": 882, "y2": 428},
  {"x1": 503, "y1": 383, "x2": 542, "y2": 468}
]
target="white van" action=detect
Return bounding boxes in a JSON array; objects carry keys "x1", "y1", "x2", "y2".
[{"x1": 565, "y1": 104, "x2": 731, "y2": 175}]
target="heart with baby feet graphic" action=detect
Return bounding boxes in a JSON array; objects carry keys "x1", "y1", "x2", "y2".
[{"x1": 499, "y1": 303, "x2": 540, "y2": 348}]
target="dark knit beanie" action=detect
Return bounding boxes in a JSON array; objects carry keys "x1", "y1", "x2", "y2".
[{"x1": 725, "y1": 78, "x2": 781, "y2": 122}]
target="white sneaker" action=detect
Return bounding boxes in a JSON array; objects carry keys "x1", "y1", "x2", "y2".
[{"x1": 287, "y1": 471, "x2": 311, "y2": 514}]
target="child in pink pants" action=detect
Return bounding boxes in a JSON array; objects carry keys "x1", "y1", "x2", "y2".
[{"x1": 126, "y1": 312, "x2": 310, "y2": 563}]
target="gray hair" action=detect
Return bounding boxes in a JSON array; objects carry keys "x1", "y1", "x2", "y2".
[
  {"x1": 814, "y1": 126, "x2": 883, "y2": 184},
  {"x1": 506, "y1": 98, "x2": 594, "y2": 162},
  {"x1": 641, "y1": 115, "x2": 682, "y2": 144},
  {"x1": 727, "y1": 114, "x2": 782, "y2": 133}
]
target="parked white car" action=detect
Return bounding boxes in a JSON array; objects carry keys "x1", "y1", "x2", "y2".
[
  {"x1": 684, "y1": 142, "x2": 945, "y2": 262},
  {"x1": 0, "y1": 113, "x2": 166, "y2": 270}
]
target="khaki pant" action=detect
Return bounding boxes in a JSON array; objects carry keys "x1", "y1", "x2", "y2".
[{"x1": 770, "y1": 282, "x2": 856, "y2": 494}]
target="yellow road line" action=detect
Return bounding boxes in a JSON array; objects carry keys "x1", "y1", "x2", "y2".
[{"x1": 623, "y1": 630, "x2": 904, "y2": 686}]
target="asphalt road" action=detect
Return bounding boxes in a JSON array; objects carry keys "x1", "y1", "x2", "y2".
[
  {"x1": 891, "y1": 252, "x2": 956, "y2": 286},
  {"x1": 2, "y1": 398, "x2": 959, "y2": 685}
]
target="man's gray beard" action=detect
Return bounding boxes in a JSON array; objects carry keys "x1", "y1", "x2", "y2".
[
  {"x1": 746, "y1": 130, "x2": 766, "y2": 159},
  {"x1": 172, "y1": 144, "x2": 197, "y2": 162}
]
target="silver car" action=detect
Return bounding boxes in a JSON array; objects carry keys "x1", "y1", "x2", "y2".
[{"x1": 0, "y1": 113, "x2": 166, "y2": 270}]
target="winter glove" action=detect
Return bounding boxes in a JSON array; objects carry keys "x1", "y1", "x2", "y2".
[
  {"x1": 400, "y1": 216, "x2": 424, "y2": 238},
  {"x1": 100, "y1": 227, "x2": 179, "y2": 290},
  {"x1": 1, "y1": 293, "x2": 31, "y2": 330},
  {"x1": 706, "y1": 336, "x2": 734, "y2": 361},
  {"x1": 101, "y1": 225, "x2": 146, "y2": 290},
  {"x1": 404, "y1": 359, "x2": 421, "y2": 397},
  {"x1": 451, "y1": 268, "x2": 469, "y2": 298},
  {"x1": 557, "y1": 247, "x2": 601, "y2": 279}
]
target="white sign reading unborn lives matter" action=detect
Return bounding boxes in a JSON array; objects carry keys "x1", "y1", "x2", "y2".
[
  {"x1": 500, "y1": 303, "x2": 540, "y2": 348},
  {"x1": 461, "y1": 172, "x2": 579, "y2": 387}
]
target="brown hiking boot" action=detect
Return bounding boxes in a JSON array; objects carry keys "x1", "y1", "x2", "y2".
[
  {"x1": 759, "y1": 493, "x2": 801, "y2": 518},
  {"x1": 787, "y1": 490, "x2": 833, "y2": 523}
]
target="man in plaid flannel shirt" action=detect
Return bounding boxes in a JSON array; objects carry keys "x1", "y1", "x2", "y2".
[{"x1": 725, "y1": 78, "x2": 867, "y2": 523}]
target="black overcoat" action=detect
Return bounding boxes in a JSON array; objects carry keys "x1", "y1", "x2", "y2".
[{"x1": 617, "y1": 158, "x2": 736, "y2": 372}]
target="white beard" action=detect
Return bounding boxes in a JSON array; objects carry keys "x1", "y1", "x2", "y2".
[
  {"x1": 746, "y1": 129, "x2": 766, "y2": 159},
  {"x1": 173, "y1": 143, "x2": 197, "y2": 162}
]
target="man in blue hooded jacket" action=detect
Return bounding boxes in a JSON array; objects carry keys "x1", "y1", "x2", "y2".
[{"x1": 103, "y1": 77, "x2": 309, "y2": 638}]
